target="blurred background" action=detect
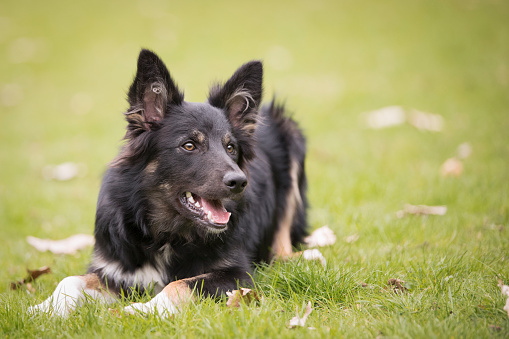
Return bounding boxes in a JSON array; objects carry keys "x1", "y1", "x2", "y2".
[{"x1": 1, "y1": 0, "x2": 508, "y2": 281}]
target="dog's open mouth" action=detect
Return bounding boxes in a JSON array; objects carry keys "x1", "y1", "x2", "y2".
[{"x1": 180, "y1": 191, "x2": 231, "y2": 229}]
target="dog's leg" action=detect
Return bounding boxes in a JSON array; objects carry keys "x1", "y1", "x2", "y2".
[
  {"x1": 123, "y1": 270, "x2": 247, "y2": 317},
  {"x1": 123, "y1": 279, "x2": 193, "y2": 317},
  {"x1": 272, "y1": 159, "x2": 302, "y2": 259},
  {"x1": 28, "y1": 273, "x2": 115, "y2": 317},
  {"x1": 271, "y1": 160, "x2": 326, "y2": 265}
]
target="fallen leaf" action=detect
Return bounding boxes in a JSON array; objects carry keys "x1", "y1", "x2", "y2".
[
  {"x1": 396, "y1": 204, "x2": 447, "y2": 218},
  {"x1": 440, "y1": 157, "x2": 463, "y2": 177},
  {"x1": 27, "y1": 234, "x2": 94, "y2": 254},
  {"x1": 364, "y1": 106, "x2": 406, "y2": 129},
  {"x1": 288, "y1": 301, "x2": 313, "y2": 328},
  {"x1": 304, "y1": 225, "x2": 336, "y2": 247},
  {"x1": 28, "y1": 266, "x2": 52, "y2": 281},
  {"x1": 408, "y1": 109, "x2": 444, "y2": 132},
  {"x1": 10, "y1": 266, "x2": 51, "y2": 290},
  {"x1": 344, "y1": 234, "x2": 359, "y2": 243},
  {"x1": 42, "y1": 162, "x2": 87, "y2": 181},
  {"x1": 10, "y1": 281, "x2": 22, "y2": 290},
  {"x1": 226, "y1": 288, "x2": 260, "y2": 308},
  {"x1": 387, "y1": 278, "x2": 408, "y2": 294}
]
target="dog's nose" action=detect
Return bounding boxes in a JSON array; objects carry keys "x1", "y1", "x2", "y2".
[{"x1": 223, "y1": 172, "x2": 247, "y2": 194}]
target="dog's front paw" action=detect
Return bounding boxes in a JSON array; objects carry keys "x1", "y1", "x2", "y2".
[
  {"x1": 27, "y1": 276, "x2": 87, "y2": 317},
  {"x1": 123, "y1": 292, "x2": 178, "y2": 318}
]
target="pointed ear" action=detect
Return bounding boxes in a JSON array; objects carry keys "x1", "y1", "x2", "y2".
[
  {"x1": 208, "y1": 61, "x2": 263, "y2": 138},
  {"x1": 125, "y1": 49, "x2": 184, "y2": 133}
]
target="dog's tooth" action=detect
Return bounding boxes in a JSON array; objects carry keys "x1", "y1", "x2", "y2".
[
  {"x1": 195, "y1": 201, "x2": 201, "y2": 208},
  {"x1": 188, "y1": 195, "x2": 195, "y2": 204},
  {"x1": 185, "y1": 192, "x2": 192, "y2": 199},
  {"x1": 207, "y1": 211, "x2": 212, "y2": 221}
]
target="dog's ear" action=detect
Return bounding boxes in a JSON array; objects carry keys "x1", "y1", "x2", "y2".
[
  {"x1": 125, "y1": 49, "x2": 184, "y2": 133},
  {"x1": 208, "y1": 61, "x2": 263, "y2": 139}
]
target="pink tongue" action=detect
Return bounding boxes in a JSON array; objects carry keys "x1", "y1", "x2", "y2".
[{"x1": 200, "y1": 198, "x2": 231, "y2": 224}]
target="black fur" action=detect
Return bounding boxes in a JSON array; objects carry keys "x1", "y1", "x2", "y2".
[{"x1": 88, "y1": 49, "x2": 308, "y2": 298}]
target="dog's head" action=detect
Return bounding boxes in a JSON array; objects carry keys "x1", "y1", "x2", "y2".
[{"x1": 113, "y1": 49, "x2": 262, "y2": 238}]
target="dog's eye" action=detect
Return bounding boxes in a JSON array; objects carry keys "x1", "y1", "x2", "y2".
[
  {"x1": 226, "y1": 144, "x2": 236, "y2": 154},
  {"x1": 182, "y1": 142, "x2": 196, "y2": 151}
]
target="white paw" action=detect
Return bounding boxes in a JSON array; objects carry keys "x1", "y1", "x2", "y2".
[
  {"x1": 28, "y1": 276, "x2": 87, "y2": 317},
  {"x1": 123, "y1": 292, "x2": 178, "y2": 318},
  {"x1": 28, "y1": 276, "x2": 115, "y2": 317}
]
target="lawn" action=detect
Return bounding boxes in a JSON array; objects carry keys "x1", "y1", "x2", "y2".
[{"x1": 1, "y1": 0, "x2": 508, "y2": 337}]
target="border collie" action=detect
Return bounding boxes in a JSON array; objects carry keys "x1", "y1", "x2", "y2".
[{"x1": 29, "y1": 49, "x2": 308, "y2": 317}]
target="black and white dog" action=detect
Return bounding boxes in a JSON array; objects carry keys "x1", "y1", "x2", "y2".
[{"x1": 29, "y1": 49, "x2": 311, "y2": 317}]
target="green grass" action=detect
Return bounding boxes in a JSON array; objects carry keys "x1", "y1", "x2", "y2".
[{"x1": 1, "y1": 0, "x2": 508, "y2": 337}]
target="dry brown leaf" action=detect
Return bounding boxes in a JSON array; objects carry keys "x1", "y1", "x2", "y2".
[
  {"x1": 440, "y1": 157, "x2": 463, "y2": 177},
  {"x1": 27, "y1": 234, "x2": 94, "y2": 254},
  {"x1": 27, "y1": 266, "x2": 52, "y2": 281},
  {"x1": 10, "y1": 281, "x2": 21, "y2": 290},
  {"x1": 288, "y1": 301, "x2": 313, "y2": 328},
  {"x1": 364, "y1": 106, "x2": 406, "y2": 129},
  {"x1": 396, "y1": 204, "x2": 447, "y2": 218},
  {"x1": 10, "y1": 266, "x2": 51, "y2": 290},
  {"x1": 226, "y1": 288, "x2": 260, "y2": 308},
  {"x1": 304, "y1": 225, "x2": 336, "y2": 248},
  {"x1": 387, "y1": 278, "x2": 408, "y2": 294}
]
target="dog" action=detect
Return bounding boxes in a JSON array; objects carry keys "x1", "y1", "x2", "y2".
[{"x1": 29, "y1": 49, "x2": 309, "y2": 317}]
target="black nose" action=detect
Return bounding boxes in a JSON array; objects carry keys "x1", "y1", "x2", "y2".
[{"x1": 223, "y1": 171, "x2": 247, "y2": 194}]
